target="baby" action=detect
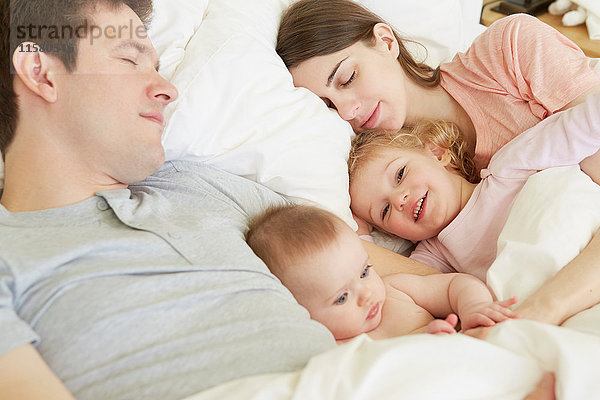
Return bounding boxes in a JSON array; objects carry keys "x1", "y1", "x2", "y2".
[
  {"x1": 246, "y1": 204, "x2": 518, "y2": 342},
  {"x1": 348, "y1": 94, "x2": 600, "y2": 281}
]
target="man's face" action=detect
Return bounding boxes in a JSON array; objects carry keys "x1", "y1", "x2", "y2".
[{"x1": 54, "y1": 3, "x2": 178, "y2": 184}]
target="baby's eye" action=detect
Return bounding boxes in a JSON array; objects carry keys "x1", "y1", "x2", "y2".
[
  {"x1": 381, "y1": 204, "x2": 389, "y2": 221},
  {"x1": 335, "y1": 293, "x2": 348, "y2": 304},
  {"x1": 360, "y1": 265, "x2": 371, "y2": 279},
  {"x1": 397, "y1": 167, "x2": 405, "y2": 182}
]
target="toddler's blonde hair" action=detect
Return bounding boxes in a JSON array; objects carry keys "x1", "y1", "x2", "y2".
[{"x1": 348, "y1": 121, "x2": 479, "y2": 185}]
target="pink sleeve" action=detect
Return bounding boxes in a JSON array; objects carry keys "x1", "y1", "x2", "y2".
[
  {"x1": 409, "y1": 240, "x2": 457, "y2": 274},
  {"x1": 491, "y1": 93, "x2": 600, "y2": 177},
  {"x1": 455, "y1": 14, "x2": 600, "y2": 114}
]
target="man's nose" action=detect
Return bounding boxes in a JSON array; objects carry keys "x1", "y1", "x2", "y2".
[{"x1": 148, "y1": 72, "x2": 178, "y2": 106}]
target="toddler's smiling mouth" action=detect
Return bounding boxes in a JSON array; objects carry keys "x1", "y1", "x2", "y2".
[{"x1": 413, "y1": 192, "x2": 427, "y2": 222}]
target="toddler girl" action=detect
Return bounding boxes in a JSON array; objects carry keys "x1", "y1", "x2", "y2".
[{"x1": 349, "y1": 94, "x2": 600, "y2": 281}]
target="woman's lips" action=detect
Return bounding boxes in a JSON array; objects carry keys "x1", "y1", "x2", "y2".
[
  {"x1": 361, "y1": 102, "x2": 380, "y2": 129},
  {"x1": 367, "y1": 302, "x2": 380, "y2": 320}
]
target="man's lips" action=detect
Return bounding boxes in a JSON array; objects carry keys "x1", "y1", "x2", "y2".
[
  {"x1": 140, "y1": 112, "x2": 164, "y2": 127},
  {"x1": 366, "y1": 302, "x2": 380, "y2": 320},
  {"x1": 360, "y1": 102, "x2": 380, "y2": 129}
]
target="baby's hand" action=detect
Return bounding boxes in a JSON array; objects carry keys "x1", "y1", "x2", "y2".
[
  {"x1": 426, "y1": 314, "x2": 458, "y2": 335},
  {"x1": 459, "y1": 296, "x2": 520, "y2": 331}
]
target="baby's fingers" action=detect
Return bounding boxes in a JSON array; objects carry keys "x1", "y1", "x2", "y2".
[
  {"x1": 496, "y1": 296, "x2": 518, "y2": 308},
  {"x1": 492, "y1": 303, "x2": 521, "y2": 319},
  {"x1": 463, "y1": 314, "x2": 496, "y2": 330}
]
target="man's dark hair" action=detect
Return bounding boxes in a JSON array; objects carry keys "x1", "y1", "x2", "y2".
[{"x1": 0, "y1": 0, "x2": 153, "y2": 159}]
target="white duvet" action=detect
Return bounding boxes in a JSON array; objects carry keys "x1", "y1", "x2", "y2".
[{"x1": 183, "y1": 166, "x2": 600, "y2": 399}]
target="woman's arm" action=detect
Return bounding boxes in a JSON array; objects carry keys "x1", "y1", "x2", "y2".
[
  {"x1": 0, "y1": 344, "x2": 75, "y2": 400},
  {"x1": 362, "y1": 240, "x2": 439, "y2": 277},
  {"x1": 565, "y1": 83, "x2": 600, "y2": 184},
  {"x1": 515, "y1": 230, "x2": 600, "y2": 325},
  {"x1": 517, "y1": 90, "x2": 600, "y2": 324}
]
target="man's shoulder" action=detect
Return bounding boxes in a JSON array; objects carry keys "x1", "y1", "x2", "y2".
[{"x1": 131, "y1": 160, "x2": 286, "y2": 215}]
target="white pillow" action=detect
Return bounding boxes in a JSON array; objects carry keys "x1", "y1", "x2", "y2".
[{"x1": 149, "y1": 0, "x2": 486, "y2": 230}]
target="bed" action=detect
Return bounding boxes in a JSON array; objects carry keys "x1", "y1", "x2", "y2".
[
  {"x1": 150, "y1": 0, "x2": 600, "y2": 398},
  {"x1": 6, "y1": 0, "x2": 599, "y2": 398}
]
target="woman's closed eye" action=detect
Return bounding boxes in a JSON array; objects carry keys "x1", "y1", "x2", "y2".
[
  {"x1": 335, "y1": 292, "x2": 348, "y2": 304},
  {"x1": 341, "y1": 71, "x2": 356, "y2": 87}
]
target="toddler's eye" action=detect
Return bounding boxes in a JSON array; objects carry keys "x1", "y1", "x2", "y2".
[
  {"x1": 335, "y1": 293, "x2": 348, "y2": 304},
  {"x1": 382, "y1": 204, "x2": 389, "y2": 221},
  {"x1": 397, "y1": 167, "x2": 405, "y2": 182}
]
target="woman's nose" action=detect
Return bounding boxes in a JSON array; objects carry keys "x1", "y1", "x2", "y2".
[{"x1": 335, "y1": 96, "x2": 360, "y2": 122}]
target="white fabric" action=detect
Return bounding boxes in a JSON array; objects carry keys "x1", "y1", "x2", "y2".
[
  {"x1": 182, "y1": 322, "x2": 600, "y2": 400},
  {"x1": 488, "y1": 166, "x2": 600, "y2": 312},
  {"x1": 179, "y1": 165, "x2": 600, "y2": 400},
  {"x1": 148, "y1": 0, "x2": 487, "y2": 230}
]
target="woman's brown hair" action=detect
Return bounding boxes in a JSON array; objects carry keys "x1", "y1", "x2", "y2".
[{"x1": 276, "y1": 0, "x2": 440, "y2": 88}]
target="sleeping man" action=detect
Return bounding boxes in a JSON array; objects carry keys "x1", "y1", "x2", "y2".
[
  {"x1": 0, "y1": 1, "x2": 574, "y2": 399},
  {"x1": 0, "y1": 1, "x2": 338, "y2": 398}
]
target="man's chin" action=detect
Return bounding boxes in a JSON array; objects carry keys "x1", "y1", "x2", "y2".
[{"x1": 121, "y1": 150, "x2": 165, "y2": 184}]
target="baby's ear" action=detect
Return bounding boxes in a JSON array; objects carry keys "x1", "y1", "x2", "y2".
[{"x1": 425, "y1": 143, "x2": 452, "y2": 166}]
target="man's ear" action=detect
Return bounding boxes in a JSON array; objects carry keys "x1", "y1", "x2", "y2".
[
  {"x1": 372, "y1": 23, "x2": 399, "y2": 59},
  {"x1": 12, "y1": 42, "x2": 60, "y2": 103},
  {"x1": 425, "y1": 143, "x2": 452, "y2": 166}
]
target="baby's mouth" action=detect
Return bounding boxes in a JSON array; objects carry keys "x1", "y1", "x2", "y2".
[{"x1": 413, "y1": 192, "x2": 427, "y2": 222}]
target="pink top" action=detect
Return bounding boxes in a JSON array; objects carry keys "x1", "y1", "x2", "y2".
[
  {"x1": 410, "y1": 93, "x2": 600, "y2": 281},
  {"x1": 440, "y1": 14, "x2": 600, "y2": 171}
]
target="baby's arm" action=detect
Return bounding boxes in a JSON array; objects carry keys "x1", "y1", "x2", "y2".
[{"x1": 385, "y1": 273, "x2": 519, "y2": 331}]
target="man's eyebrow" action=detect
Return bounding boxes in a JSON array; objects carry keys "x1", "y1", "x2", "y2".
[
  {"x1": 327, "y1": 57, "x2": 348, "y2": 87},
  {"x1": 113, "y1": 40, "x2": 160, "y2": 71}
]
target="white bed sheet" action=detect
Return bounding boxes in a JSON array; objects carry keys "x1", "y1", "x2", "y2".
[{"x1": 183, "y1": 321, "x2": 600, "y2": 400}]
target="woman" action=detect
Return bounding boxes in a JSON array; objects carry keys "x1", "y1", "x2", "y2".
[{"x1": 275, "y1": 0, "x2": 600, "y2": 327}]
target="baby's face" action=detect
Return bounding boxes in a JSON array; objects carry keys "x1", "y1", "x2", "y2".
[{"x1": 286, "y1": 227, "x2": 386, "y2": 340}]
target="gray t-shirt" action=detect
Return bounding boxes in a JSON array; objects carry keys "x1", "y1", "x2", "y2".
[{"x1": 0, "y1": 161, "x2": 334, "y2": 400}]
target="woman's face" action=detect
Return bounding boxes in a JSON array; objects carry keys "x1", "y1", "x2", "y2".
[{"x1": 289, "y1": 24, "x2": 410, "y2": 133}]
